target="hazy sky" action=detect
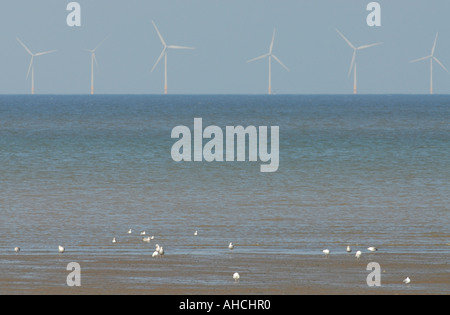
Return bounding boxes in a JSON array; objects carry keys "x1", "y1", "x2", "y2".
[{"x1": 1, "y1": 0, "x2": 450, "y2": 94}]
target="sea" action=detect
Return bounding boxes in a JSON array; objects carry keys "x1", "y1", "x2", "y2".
[{"x1": 0, "y1": 95, "x2": 449, "y2": 294}]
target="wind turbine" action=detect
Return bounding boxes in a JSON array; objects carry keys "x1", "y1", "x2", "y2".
[
  {"x1": 336, "y1": 29, "x2": 382, "y2": 94},
  {"x1": 151, "y1": 21, "x2": 195, "y2": 95},
  {"x1": 410, "y1": 33, "x2": 448, "y2": 95},
  {"x1": 17, "y1": 38, "x2": 57, "y2": 95},
  {"x1": 87, "y1": 37, "x2": 108, "y2": 95},
  {"x1": 247, "y1": 29, "x2": 289, "y2": 95}
]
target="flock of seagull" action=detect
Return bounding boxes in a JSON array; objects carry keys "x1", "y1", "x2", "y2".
[
  {"x1": 321, "y1": 245, "x2": 377, "y2": 258},
  {"x1": 115, "y1": 229, "x2": 235, "y2": 278},
  {"x1": 12, "y1": 228, "x2": 239, "y2": 281},
  {"x1": 12, "y1": 234, "x2": 411, "y2": 285}
]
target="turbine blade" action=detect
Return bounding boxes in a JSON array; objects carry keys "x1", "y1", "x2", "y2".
[
  {"x1": 434, "y1": 57, "x2": 449, "y2": 73},
  {"x1": 17, "y1": 38, "x2": 33, "y2": 55},
  {"x1": 26, "y1": 57, "x2": 33, "y2": 80},
  {"x1": 357, "y1": 42, "x2": 383, "y2": 50},
  {"x1": 93, "y1": 36, "x2": 109, "y2": 52},
  {"x1": 336, "y1": 29, "x2": 355, "y2": 50},
  {"x1": 34, "y1": 50, "x2": 57, "y2": 57},
  {"x1": 348, "y1": 50, "x2": 356, "y2": 77},
  {"x1": 151, "y1": 49, "x2": 166, "y2": 72},
  {"x1": 167, "y1": 45, "x2": 195, "y2": 50},
  {"x1": 431, "y1": 33, "x2": 438, "y2": 56},
  {"x1": 247, "y1": 54, "x2": 269, "y2": 63},
  {"x1": 152, "y1": 21, "x2": 166, "y2": 47},
  {"x1": 272, "y1": 55, "x2": 289, "y2": 71},
  {"x1": 409, "y1": 55, "x2": 431, "y2": 63},
  {"x1": 94, "y1": 54, "x2": 99, "y2": 68},
  {"x1": 269, "y1": 29, "x2": 276, "y2": 54}
]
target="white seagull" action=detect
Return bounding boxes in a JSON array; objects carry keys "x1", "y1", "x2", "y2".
[
  {"x1": 233, "y1": 272, "x2": 240, "y2": 282},
  {"x1": 58, "y1": 245, "x2": 65, "y2": 254},
  {"x1": 323, "y1": 249, "x2": 330, "y2": 256},
  {"x1": 228, "y1": 242, "x2": 234, "y2": 250},
  {"x1": 14, "y1": 247, "x2": 20, "y2": 253},
  {"x1": 155, "y1": 244, "x2": 164, "y2": 256},
  {"x1": 142, "y1": 236, "x2": 151, "y2": 243},
  {"x1": 127, "y1": 229, "x2": 132, "y2": 234},
  {"x1": 112, "y1": 237, "x2": 117, "y2": 244},
  {"x1": 153, "y1": 244, "x2": 164, "y2": 257},
  {"x1": 346, "y1": 246, "x2": 352, "y2": 253},
  {"x1": 355, "y1": 251, "x2": 362, "y2": 259},
  {"x1": 367, "y1": 247, "x2": 378, "y2": 252},
  {"x1": 403, "y1": 277, "x2": 411, "y2": 284},
  {"x1": 140, "y1": 231, "x2": 147, "y2": 236},
  {"x1": 194, "y1": 230, "x2": 198, "y2": 236}
]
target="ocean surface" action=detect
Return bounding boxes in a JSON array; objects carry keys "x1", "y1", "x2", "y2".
[{"x1": 0, "y1": 95, "x2": 449, "y2": 294}]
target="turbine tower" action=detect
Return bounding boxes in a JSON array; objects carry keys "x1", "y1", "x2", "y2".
[
  {"x1": 87, "y1": 37, "x2": 108, "y2": 95},
  {"x1": 151, "y1": 21, "x2": 194, "y2": 95},
  {"x1": 336, "y1": 29, "x2": 382, "y2": 94},
  {"x1": 247, "y1": 29, "x2": 289, "y2": 95},
  {"x1": 410, "y1": 33, "x2": 448, "y2": 95},
  {"x1": 17, "y1": 38, "x2": 57, "y2": 95}
]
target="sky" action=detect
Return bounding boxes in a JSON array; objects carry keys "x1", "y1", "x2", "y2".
[{"x1": 1, "y1": 0, "x2": 450, "y2": 95}]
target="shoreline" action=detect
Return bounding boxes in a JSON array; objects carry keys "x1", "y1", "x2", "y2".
[{"x1": 1, "y1": 251, "x2": 448, "y2": 295}]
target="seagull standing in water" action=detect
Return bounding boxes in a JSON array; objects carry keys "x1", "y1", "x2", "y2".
[
  {"x1": 228, "y1": 242, "x2": 234, "y2": 250},
  {"x1": 14, "y1": 247, "x2": 20, "y2": 253},
  {"x1": 323, "y1": 249, "x2": 330, "y2": 257},
  {"x1": 403, "y1": 277, "x2": 411, "y2": 285},
  {"x1": 355, "y1": 251, "x2": 362, "y2": 259},
  {"x1": 346, "y1": 246, "x2": 352, "y2": 253},
  {"x1": 367, "y1": 247, "x2": 378, "y2": 252},
  {"x1": 58, "y1": 245, "x2": 65, "y2": 254},
  {"x1": 233, "y1": 272, "x2": 240, "y2": 282},
  {"x1": 155, "y1": 244, "x2": 164, "y2": 257}
]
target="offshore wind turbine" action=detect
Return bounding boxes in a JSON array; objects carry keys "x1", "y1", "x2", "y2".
[
  {"x1": 336, "y1": 29, "x2": 382, "y2": 94},
  {"x1": 17, "y1": 38, "x2": 57, "y2": 95},
  {"x1": 151, "y1": 21, "x2": 195, "y2": 95},
  {"x1": 87, "y1": 37, "x2": 108, "y2": 95},
  {"x1": 247, "y1": 29, "x2": 289, "y2": 95},
  {"x1": 410, "y1": 33, "x2": 448, "y2": 95}
]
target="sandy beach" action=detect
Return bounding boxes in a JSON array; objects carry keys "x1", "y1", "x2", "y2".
[{"x1": 1, "y1": 250, "x2": 448, "y2": 295}]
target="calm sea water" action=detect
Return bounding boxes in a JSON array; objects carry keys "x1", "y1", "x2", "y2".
[{"x1": 0, "y1": 95, "x2": 449, "y2": 259}]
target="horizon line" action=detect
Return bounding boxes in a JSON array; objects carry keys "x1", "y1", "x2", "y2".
[{"x1": 1, "y1": 93, "x2": 450, "y2": 96}]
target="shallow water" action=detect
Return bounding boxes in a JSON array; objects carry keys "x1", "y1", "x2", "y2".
[{"x1": 0, "y1": 95, "x2": 449, "y2": 294}]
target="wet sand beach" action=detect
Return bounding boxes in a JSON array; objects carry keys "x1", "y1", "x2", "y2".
[{"x1": 1, "y1": 249, "x2": 448, "y2": 295}]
